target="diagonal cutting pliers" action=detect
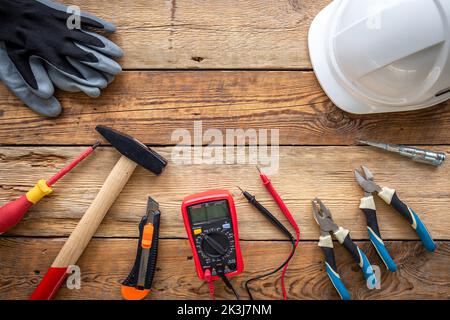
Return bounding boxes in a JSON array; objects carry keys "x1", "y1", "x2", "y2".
[
  {"x1": 354, "y1": 165, "x2": 436, "y2": 259},
  {"x1": 354, "y1": 166, "x2": 397, "y2": 271},
  {"x1": 312, "y1": 198, "x2": 377, "y2": 300}
]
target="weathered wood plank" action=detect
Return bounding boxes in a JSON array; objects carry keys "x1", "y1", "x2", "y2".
[
  {"x1": 63, "y1": 0, "x2": 329, "y2": 69},
  {"x1": 1, "y1": 71, "x2": 450, "y2": 145},
  {"x1": 0, "y1": 238, "x2": 447, "y2": 300},
  {"x1": 1, "y1": 146, "x2": 448, "y2": 240}
]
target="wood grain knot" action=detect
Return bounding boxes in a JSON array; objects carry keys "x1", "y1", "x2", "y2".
[
  {"x1": 288, "y1": 0, "x2": 302, "y2": 12},
  {"x1": 191, "y1": 56, "x2": 205, "y2": 63}
]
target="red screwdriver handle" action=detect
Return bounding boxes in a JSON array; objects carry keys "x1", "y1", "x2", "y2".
[
  {"x1": 0, "y1": 180, "x2": 52, "y2": 234},
  {"x1": 0, "y1": 195, "x2": 33, "y2": 234},
  {"x1": 0, "y1": 143, "x2": 99, "y2": 234}
]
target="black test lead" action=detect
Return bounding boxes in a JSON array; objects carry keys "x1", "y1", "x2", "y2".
[{"x1": 238, "y1": 187, "x2": 297, "y2": 300}]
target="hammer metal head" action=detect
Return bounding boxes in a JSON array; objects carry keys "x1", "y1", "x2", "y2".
[{"x1": 96, "y1": 125, "x2": 167, "y2": 175}]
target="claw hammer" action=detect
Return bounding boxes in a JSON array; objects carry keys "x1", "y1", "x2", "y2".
[{"x1": 30, "y1": 126, "x2": 167, "y2": 300}]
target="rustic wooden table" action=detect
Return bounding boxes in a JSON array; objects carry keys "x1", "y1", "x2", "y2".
[{"x1": 0, "y1": 0, "x2": 449, "y2": 300}]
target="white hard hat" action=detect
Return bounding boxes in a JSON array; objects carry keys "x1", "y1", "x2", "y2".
[{"x1": 308, "y1": 0, "x2": 450, "y2": 114}]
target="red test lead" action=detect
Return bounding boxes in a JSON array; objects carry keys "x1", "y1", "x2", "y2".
[
  {"x1": 257, "y1": 167, "x2": 300, "y2": 300},
  {"x1": 204, "y1": 269, "x2": 215, "y2": 300}
]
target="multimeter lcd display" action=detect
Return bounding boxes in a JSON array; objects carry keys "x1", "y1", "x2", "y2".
[{"x1": 188, "y1": 200, "x2": 230, "y2": 224}]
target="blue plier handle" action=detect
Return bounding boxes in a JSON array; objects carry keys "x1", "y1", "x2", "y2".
[
  {"x1": 318, "y1": 235, "x2": 351, "y2": 300},
  {"x1": 355, "y1": 165, "x2": 436, "y2": 254},
  {"x1": 378, "y1": 186, "x2": 436, "y2": 252},
  {"x1": 313, "y1": 198, "x2": 377, "y2": 300},
  {"x1": 359, "y1": 195, "x2": 397, "y2": 272}
]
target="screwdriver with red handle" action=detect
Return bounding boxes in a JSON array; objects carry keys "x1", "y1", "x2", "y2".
[{"x1": 0, "y1": 141, "x2": 100, "y2": 234}]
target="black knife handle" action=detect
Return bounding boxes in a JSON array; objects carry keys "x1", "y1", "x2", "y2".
[{"x1": 122, "y1": 211, "x2": 161, "y2": 289}]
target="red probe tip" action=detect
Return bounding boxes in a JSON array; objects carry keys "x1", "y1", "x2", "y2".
[
  {"x1": 256, "y1": 166, "x2": 262, "y2": 173},
  {"x1": 92, "y1": 141, "x2": 101, "y2": 149}
]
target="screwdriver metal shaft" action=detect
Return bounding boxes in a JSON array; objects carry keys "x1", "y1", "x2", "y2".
[{"x1": 358, "y1": 140, "x2": 446, "y2": 166}]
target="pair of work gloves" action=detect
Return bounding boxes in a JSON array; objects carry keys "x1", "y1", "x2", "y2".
[{"x1": 0, "y1": 0, "x2": 123, "y2": 117}]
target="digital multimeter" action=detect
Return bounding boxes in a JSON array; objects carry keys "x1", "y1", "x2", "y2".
[{"x1": 181, "y1": 190, "x2": 244, "y2": 281}]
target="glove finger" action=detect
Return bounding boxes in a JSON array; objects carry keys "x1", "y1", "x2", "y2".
[
  {"x1": 79, "y1": 12, "x2": 116, "y2": 32},
  {"x1": 68, "y1": 30, "x2": 107, "y2": 49},
  {"x1": 44, "y1": 57, "x2": 109, "y2": 89},
  {"x1": 16, "y1": 89, "x2": 62, "y2": 117},
  {"x1": 5, "y1": 45, "x2": 40, "y2": 91},
  {"x1": 60, "y1": 41, "x2": 99, "y2": 63},
  {"x1": 56, "y1": 57, "x2": 108, "y2": 88},
  {"x1": 48, "y1": 66, "x2": 101, "y2": 98},
  {"x1": 71, "y1": 31, "x2": 123, "y2": 58},
  {"x1": 34, "y1": 49, "x2": 86, "y2": 81},
  {"x1": 36, "y1": 0, "x2": 116, "y2": 32},
  {"x1": 104, "y1": 73, "x2": 115, "y2": 84},
  {"x1": 75, "y1": 43, "x2": 122, "y2": 75},
  {"x1": 0, "y1": 45, "x2": 61, "y2": 117},
  {"x1": 28, "y1": 56, "x2": 55, "y2": 99},
  {"x1": 7, "y1": 48, "x2": 59, "y2": 97}
]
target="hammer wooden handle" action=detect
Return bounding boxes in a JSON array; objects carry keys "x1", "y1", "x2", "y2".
[{"x1": 30, "y1": 155, "x2": 137, "y2": 300}]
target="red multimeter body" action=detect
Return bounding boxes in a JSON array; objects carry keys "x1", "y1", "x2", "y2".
[{"x1": 181, "y1": 190, "x2": 244, "y2": 281}]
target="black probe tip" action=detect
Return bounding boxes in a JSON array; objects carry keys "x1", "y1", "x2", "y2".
[{"x1": 237, "y1": 187, "x2": 253, "y2": 202}]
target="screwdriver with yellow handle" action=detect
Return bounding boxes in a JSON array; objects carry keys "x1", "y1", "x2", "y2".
[{"x1": 0, "y1": 141, "x2": 100, "y2": 234}]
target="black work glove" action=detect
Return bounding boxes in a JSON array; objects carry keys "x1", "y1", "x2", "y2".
[{"x1": 0, "y1": 0, "x2": 123, "y2": 117}]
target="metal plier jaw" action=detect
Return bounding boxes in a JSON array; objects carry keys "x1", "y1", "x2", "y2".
[
  {"x1": 312, "y1": 198, "x2": 377, "y2": 300},
  {"x1": 354, "y1": 165, "x2": 435, "y2": 254},
  {"x1": 312, "y1": 198, "x2": 339, "y2": 237},
  {"x1": 354, "y1": 165, "x2": 381, "y2": 196},
  {"x1": 312, "y1": 198, "x2": 355, "y2": 246}
]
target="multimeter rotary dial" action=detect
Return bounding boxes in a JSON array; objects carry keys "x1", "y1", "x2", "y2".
[
  {"x1": 182, "y1": 190, "x2": 244, "y2": 279},
  {"x1": 200, "y1": 231, "x2": 230, "y2": 257}
]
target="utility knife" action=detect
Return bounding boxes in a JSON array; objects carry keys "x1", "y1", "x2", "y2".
[{"x1": 121, "y1": 197, "x2": 161, "y2": 300}]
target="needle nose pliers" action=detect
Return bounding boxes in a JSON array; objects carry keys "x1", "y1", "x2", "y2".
[
  {"x1": 312, "y1": 198, "x2": 377, "y2": 300},
  {"x1": 354, "y1": 166, "x2": 436, "y2": 262}
]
